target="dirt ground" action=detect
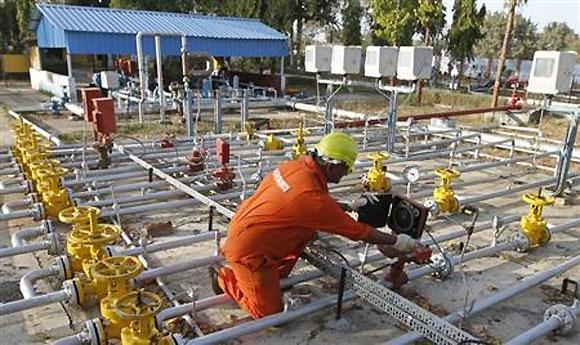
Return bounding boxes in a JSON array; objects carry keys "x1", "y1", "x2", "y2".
[{"x1": 0, "y1": 82, "x2": 579, "y2": 344}]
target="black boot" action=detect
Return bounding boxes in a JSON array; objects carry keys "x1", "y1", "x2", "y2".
[{"x1": 208, "y1": 266, "x2": 224, "y2": 295}]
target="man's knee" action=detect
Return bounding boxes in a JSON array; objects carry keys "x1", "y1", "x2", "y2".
[{"x1": 244, "y1": 295, "x2": 283, "y2": 319}]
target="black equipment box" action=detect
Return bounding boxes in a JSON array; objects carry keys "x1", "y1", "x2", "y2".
[{"x1": 356, "y1": 193, "x2": 428, "y2": 239}]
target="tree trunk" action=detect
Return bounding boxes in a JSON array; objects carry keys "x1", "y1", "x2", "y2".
[
  {"x1": 289, "y1": 21, "x2": 295, "y2": 70},
  {"x1": 296, "y1": 17, "x2": 304, "y2": 70},
  {"x1": 485, "y1": 57, "x2": 493, "y2": 79},
  {"x1": 457, "y1": 60, "x2": 464, "y2": 89},
  {"x1": 491, "y1": 0, "x2": 517, "y2": 107}
]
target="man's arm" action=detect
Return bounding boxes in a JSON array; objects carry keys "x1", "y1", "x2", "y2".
[{"x1": 365, "y1": 227, "x2": 397, "y2": 245}]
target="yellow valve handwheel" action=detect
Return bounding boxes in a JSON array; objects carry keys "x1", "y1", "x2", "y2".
[
  {"x1": 522, "y1": 193, "x2": 554, "y2": 207},
  {"x1": 91, "y1": 256, "x2": 143, "y2": 281},
  {"x1": 68, "y1": 225, "x2": 120, "y2": 246},
  {"x1": 435, "y1": 168, "x2": 461, "y2": 179},
  {"x1": 115, "y1": 290, "x2": 164, "y2": 320},
  {"x1": 36, "y1": 166, "x2": 69, "y2": 179},
  {"x1": 59, "y1": 206, "x2": 101, "y2": 225},
  {"x1": 29, "y1": 159, "x2": 61, "y2": 172}
]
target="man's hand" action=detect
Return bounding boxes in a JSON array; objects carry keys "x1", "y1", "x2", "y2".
[
  {"x1": 350, "y1": 193, "x2": 379, "y2": 211},
  {"x1": 393, "y1": 234, "x2": 423, "y2": 253}
]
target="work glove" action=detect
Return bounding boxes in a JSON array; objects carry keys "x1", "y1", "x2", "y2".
[
  {"x1": 393, "y1": 234, "x2": 422, "y2": 253},
  {"x1": 350, "y1": 193, "x2": 379, "y2": 211}
]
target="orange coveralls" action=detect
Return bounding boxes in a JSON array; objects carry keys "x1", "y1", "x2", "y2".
[{"x1": 218, "y1": 156, "x2": 372, "y2": 319}]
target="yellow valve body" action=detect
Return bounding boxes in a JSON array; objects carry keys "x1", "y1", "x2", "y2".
[
  {"x1": 264, "y1": 134, "x2": 284, "y2": 151},
  {"x1": 66, "y1": 223, "x2": 121, "y2": 273},
  {"x1": 291, "y1": 122, "x2": 308, "y2": 160},
  {"x1": 433, "y1": 168, "x2": 461, "y2": 213},
  {"x1": 520, "y1": 193, "x2": 554, "y2": 248},
  {"x1": 363, "y1": 152, "x2": 391, "y2": 192},
  {"x1": 116, "y1": 291, "x2": 168, "y2": 344}
]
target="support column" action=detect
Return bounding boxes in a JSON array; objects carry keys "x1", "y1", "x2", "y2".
[
  {"x1": 280, "y1": 57, "x2": 286, "y2": 96},
  {"x1": 66, "y1": 51, "x2": 73, "y2": 78},
  {"x1": 214, "y1": 90, "x2": 222, "y2": 134},
  {"x1": 240, "y1": 89, "x2": 249, "y2": 131},
  {"x1": 386, "y1": 91, "x2": 399, "y2": 153},
  {"x1": 155, "y1": 36, "x2": 166, "y2": 124}
]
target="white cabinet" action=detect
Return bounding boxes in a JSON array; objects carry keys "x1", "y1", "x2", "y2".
[
  {"x1": 331, "y1": 45, "x2": 362, "y2": 75},
  {"x1": 364, "y1": 46, "x2": 398, "y2": 78},
  {"x1": 527, "y1": 51, "x2": 577, "y2": 95},
  {"x1": 304, "y1": 45, "x2": 332, "y2": 73},
  {"x1": 396, "y1": 47, "x2": 433, "y2": 80}
]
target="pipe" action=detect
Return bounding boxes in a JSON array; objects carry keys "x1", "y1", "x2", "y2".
[
  {"x1": 0, "y1": 241, "x2": 50, "y2": 259},
  {"x1": 52, "y1": 333, "x2": 89, "y2": 345},
  {"x1": 505, "y1": 303, "x2": 580, "y2": 345},
  {"x1": 20, "y1": 265, "x2": 62, "y2": 299},
  {"x1": 8, "y1": 110, "x2": 62, "y2": 146},
  {"x1": 458, "y1": 174, "x2": 580, "y2": 205},
  {"x1": 386, "y1": 254, "x2": 580, "y2": 345},
  {"x1": 0, "y1": 290, "x2": 69, "y2": 315},
  {"x1": 155, "y1": 35, "x2": 166, "y2": 123},
  {"x1": 11, "y1": 221, "x2": 52, "y2": 247},
  {"x1": 109, "y1": 231, "x2": 224, "y2": 257},
  {"x1": 134, "y1": 255, "x2": 221, "y2": 283},
  {"x1": 186, "y1": 293, "x2": 350, "y2": 345}
]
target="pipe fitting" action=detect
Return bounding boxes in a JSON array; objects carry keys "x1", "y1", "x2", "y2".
[
  {"x1": 430, "y1": 252, "x2": 454, "y2": 279},
  {"x1": 544, "y1": 304, "x2": 577, "y2": 335}
]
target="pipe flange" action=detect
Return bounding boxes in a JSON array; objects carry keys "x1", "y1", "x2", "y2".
[
  {"x1": 513, "y1": 232, "x2": 530, "y2": 252},
  {"x1": 32, "y1": 203, "x2": 45, "y2": 221},
  {"x1": 424, "y1": 200, "x2": 440, "y2": 217},
  {"x1": 62, "y1": 278, "x2": 81, "y2": 305},
  {"x1": 55, "y1": 255, "x2": 72, "y2": 280},
  {"x1": 430, "y1": 252, "x2": 454, "y2": 279},
  {"x1": 25, "y1": 193, "x2": 38, "y2": 205},
  {"x1": 20, "y1": 180, "x2": 31, "y2": 193},
  {"x1": 46, "y1": 232, "x2": 62, "y2": 255},
  {"x1": 85, "y1": 318, "x2": 106, "y2": 345},
  {"x1": 544, "y1": 304, "x2": 576, "y2": 335},
  {"x1": 40, "y1": 219, "x2": 53, "y2": 234}
]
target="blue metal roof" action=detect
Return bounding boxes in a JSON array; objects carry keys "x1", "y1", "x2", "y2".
[{"x1": 34, "y1": 4, "x2": 288, "y2": 57}]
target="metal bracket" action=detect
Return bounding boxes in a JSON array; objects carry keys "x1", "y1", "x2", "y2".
[{"x1": 302, "y1": 248, "x2": 478, "y2": 345}]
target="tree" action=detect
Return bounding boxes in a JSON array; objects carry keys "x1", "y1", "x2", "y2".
[
  {"x1": 415, "y1": 0, "x2": 446, "y2": 46},
  {"x1": 491, "y1": 0, "x2": 526, "y2": 107},
  {"x1": 371, "y1": 0, "x2": 418, "y2": 46},
  {"x1": 447, "y1": 0, "x2": 486, "y2": 88},
  {"x1": 15, "y1": 0, "x2": 35, "y2": 42},
  {"x1": 0, "y1": 0, "x2": 21, "y2": 52},
  {"x1": 474, "y1": 12, "x2": 506, "y2": 77},
  {"x1": 510, "y1": 16, "x2": 537, "y2": 72},
  {"x1": 475, "y1": 12, "x2": 537, "y2": 77},
  {"x1": 342, "y1": 0, "x2": 363, "y2": 45},
  {"x1": 538, "y1": 22, "x2": 577, "y2": 51}
]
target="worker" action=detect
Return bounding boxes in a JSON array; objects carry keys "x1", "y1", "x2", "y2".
[{"x1": 210, "y1": 132, "x2": 423, "y2": 319}]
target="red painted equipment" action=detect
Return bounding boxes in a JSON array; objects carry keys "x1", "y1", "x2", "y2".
[
  {"x1": 384, "y1": 247, "x2": 433, "y2": 289},
  {"x1": 158, "y1": 134, "x2": 175, "y2": 149},
  {"x1": 334, "y1": 104, "x2": 523, "y2": 129},
  {"x1": 81, "y1": 88, "x2": 102, "y2": 122},
  {"x1": 212, "y1": 138, "x2": 235, "y2": 190},
  {"x1": 92, "y1": 98, "x2": 117, "y2": 136},
  {"x1": 185, "y1": 147, "x2": 207, "y2": 172}
]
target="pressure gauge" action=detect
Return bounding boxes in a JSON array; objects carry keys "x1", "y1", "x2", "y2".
[{"x1": 403, "y1": 166, "x2": 420, "y2": 183}]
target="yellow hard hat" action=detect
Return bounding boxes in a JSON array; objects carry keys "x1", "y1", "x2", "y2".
[{"x1": 314, "y1": 132, "x2": 358, "y2": 172}]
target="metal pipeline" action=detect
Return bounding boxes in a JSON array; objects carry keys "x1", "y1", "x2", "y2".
[
  {"x1": 11, "y1": 221, "x2": 52, "y2": 247},
  {"x1": 134, "y1": 255, "x2": 222, "y2": 283},
  {"x1": 505, "y1": 302, "x2": 580, "y2": 345},
  {"x1": 386, "y1": 257, "x2": 580, "y2": 345},
  {"x1": 109, "y1": 231, "x2": 225, "y2": 257},
  {"x1": 0, "y1": 290, "x2": 70, "y2": 315},
  {"x1": 0, "y1": 241, "x2": 51, "y2": 259},
  {"x1": 20, "y1": 264, "x2": 63, "y2": 299}
]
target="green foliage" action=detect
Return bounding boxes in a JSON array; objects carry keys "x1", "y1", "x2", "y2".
[
  {"x1": 474, "y1": 12, "x2": 505, "y2": 59},
  {"x1": 447, "y1": 0, "x2": 486, "y2": 63},
  {"x1": 475, "y1": 12, "x2": 538, "y2": 61},
  {"x1": 342, "y1": 0, "x2": 362, "y2": 45},
  {"x1": 538, "y1": 22, "x2": 577, "y2": 51},
  {"x1": 415, "y1": 0, "x2": 446, "y2": 46},
  {"x1": 510, "y1": 16, "x2": 537, "y2": 61},
  {"x1": 371, "y1": 0, "x2": 418, "y2": 46},
  {"x1": 0, "y1": 0, "x2": 21, "y2": 52},
  {"x1": 15, "y1": 0, "x2": 34, "y2": 42}
]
